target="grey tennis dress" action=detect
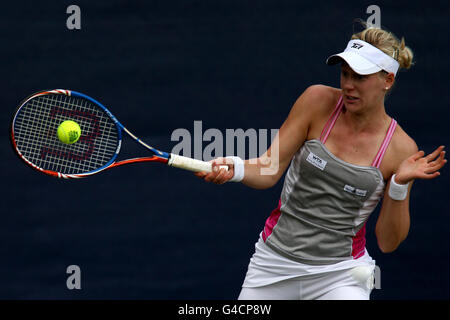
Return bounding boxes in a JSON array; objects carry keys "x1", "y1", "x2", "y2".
[{"x1": 262, "y1": 95, "x2": 397, "y2": 265}]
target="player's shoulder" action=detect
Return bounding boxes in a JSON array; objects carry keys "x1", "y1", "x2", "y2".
[
  {"x1": 293, "y1": 85, "x2": 341, "y2": 115},
  {"x1": 388, "y1": 122, "x2": 419, "y2": 165},
  {"x1": 301, "y1": 84, "x2": 340, "y2": 104},
  {"x1": 392, "y1": 124, "x2": 418, "y2": 155}
]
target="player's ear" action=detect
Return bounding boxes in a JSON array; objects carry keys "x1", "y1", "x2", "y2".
[{"x1": 383, "y1": 71, "x2": 395, "y2": 90}]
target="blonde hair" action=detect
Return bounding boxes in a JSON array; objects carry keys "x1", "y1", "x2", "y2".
[{"x1": 351, "y1": 25, "x2": 414, "y2": 70}]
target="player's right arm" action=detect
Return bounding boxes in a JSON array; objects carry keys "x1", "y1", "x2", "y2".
[{"x1": 197, "y1": 85, "x2": 331, "y2": 189}]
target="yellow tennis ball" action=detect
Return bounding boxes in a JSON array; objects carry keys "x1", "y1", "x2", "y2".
[{"x1": 57, "y1": 120, "x2": 81, "y2": 144}]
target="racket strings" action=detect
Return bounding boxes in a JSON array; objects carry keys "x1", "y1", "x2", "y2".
[{"x1": 13, "y1": 94, "x2": 119, "y2": 174}]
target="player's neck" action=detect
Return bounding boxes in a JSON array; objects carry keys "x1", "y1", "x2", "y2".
[{"x1": 341, "y1": 102, "x2": 389, "y2": 134}]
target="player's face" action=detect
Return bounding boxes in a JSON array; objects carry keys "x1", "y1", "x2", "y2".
[{"x1": 340, "y1": 62, "x2": 388, "y2": 112}]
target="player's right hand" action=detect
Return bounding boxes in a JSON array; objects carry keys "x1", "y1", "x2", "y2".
[{"x1": 194, "y1": 157, "x2": 235, "y2": 184}]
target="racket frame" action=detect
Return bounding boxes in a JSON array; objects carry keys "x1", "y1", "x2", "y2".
[{"x1": 10, "y1": 89, "x2": 212, "y2": 179}]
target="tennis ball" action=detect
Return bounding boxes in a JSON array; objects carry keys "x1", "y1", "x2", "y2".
[{"x1": 57, "y1": 120, "x2": 81, "y2": 144}]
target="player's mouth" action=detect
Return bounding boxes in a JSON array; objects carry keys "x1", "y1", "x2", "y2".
[{"x1": 344, "y1": 95, "x2": 359, "y2": 103}]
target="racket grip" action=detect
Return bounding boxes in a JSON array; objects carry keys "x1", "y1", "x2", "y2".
[
  {"x1": 168, "y1": 154, "x2": 213, "y2": 173},
  {"x1": 168, "y1": 154, "x2": 228, "y2": 173}
]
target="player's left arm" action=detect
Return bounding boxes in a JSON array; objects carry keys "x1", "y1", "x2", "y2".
[{"x1": 375, "y1": 133, "x2": 446, "y2": 253}]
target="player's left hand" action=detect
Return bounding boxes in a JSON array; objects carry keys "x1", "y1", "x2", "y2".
[{"x1": 395, "y1": 145, "x2": 447, "y2": 184}]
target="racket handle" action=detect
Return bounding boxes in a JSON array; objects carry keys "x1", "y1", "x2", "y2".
[
  {"x1": 168, "y1": 154, "x2": 210, "y2": 172},
  {"x1": 168, "y1": 154, "x2": 228, "y2": 173}
]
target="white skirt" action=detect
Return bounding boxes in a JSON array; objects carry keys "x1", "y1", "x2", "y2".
[{"x1": 242, "y1": 233, "x2": 376, "y2": 288}]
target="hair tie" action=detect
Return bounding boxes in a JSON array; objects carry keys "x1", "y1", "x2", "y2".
[{"x1": 392, "y1": 48, "x2": 399, "y2": 60}]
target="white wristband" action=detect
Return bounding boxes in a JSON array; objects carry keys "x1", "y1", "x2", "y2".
[
  {"x1": 226, "y1": 156, "x2": 245, "y2": 182},
  {"x1": 388, "y1": 174, "x2": 409, "y2": 201}
]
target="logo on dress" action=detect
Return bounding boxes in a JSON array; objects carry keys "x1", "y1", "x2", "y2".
[
  {"x1": 306, "y1": 152, "x2": 327, "y2": 170},
  {"x1": 344, "y1": 184, "x2": 367, "y2": 197}
]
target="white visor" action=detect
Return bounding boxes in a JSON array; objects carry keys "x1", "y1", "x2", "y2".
[{"x1": 326, "y1": 40, "x2": 400, "y2": 76}]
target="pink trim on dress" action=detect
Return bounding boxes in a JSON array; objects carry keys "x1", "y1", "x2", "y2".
[
  {"x1": 262, "y1": 199, "x2": 282, "y2": 242},
  {"x1": 371, "y1": 119, "x2": 397, "y2": 168},
  {"x1": 352, "y1": 224, "x2": 367, "y2": 259},
  {"x1": 320, "y1": 96, "x2": 344, "y2": 143}
]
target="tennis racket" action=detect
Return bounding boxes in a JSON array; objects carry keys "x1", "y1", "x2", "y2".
[{"x1": 11, "y1": 89, "x2": 224, "y2": 179}]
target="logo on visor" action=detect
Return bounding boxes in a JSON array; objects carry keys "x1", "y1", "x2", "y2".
[{"x1": 351, "y1": 43, "x2": 364, "y2": 49}]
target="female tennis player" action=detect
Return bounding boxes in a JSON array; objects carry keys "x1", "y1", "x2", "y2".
[{"x1": 196, "y1": 25, "x2": 447, "y2": 299}]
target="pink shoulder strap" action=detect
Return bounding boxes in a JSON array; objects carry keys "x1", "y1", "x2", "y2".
[
  {"x1": 371, "y1": 118, "x2": 397, "y2": 168},
  {"x1": 320, "y1": 95, "x2": 344, "y2": 143}
]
